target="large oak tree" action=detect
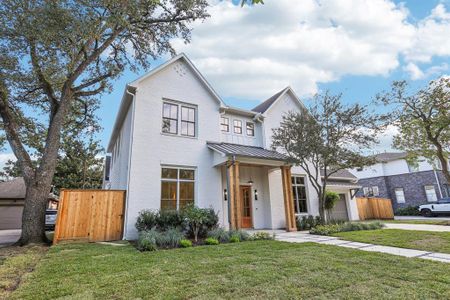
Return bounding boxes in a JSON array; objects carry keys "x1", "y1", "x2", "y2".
[{"x1": 0, "y1": 0, "x2": 209, "y2": 245}]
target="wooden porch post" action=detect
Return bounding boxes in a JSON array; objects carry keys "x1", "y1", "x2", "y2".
[
  {"x1": 281, "y1": 166, "x2": 297, "y2": 231},
  {"x1": 227, "y1": 160, "x2": 241, "y2": 230}
]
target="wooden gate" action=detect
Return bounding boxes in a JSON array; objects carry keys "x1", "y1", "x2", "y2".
[
  {"x1": 53, "y1": 190, "x2": 126, "y2": 244},
  {"x1": 356, "y1": 197, "x2": 394, "y2": 220}
]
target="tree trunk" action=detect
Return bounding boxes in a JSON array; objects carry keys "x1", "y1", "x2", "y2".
[
  {"x1": 435, "y1": 145, "x2": 450, "y2": 184},
  {"x1": 17, "y1": 178, "x2": 52, "y2": 245}
]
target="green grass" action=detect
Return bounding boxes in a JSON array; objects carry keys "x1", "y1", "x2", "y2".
[
  {"x1": 334, "y1": 229, "x2": 450, "y2": 254},
  {"x1": 11, "y1": 241, "x2": 450, "y2": 299}
]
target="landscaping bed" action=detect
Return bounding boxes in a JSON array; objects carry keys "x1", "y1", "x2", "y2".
[
  {"x1": 333, "y1": 229, "x2": 450, "y2": 254},
  {"x1": 10, "y1": 241, "x2": 450, "y2": 299}
]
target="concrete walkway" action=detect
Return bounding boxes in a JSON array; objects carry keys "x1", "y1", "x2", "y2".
[
  {"x1": 384, "y1": 223, "x2": 450, "y2": 232},
  {"x1": 394, "y1": 216, "x2": 450, "y2": 221},
  {"x1": 274, "y1": 231, "x2": 450, "y2": 263}
]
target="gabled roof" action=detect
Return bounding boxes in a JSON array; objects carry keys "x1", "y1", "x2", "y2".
[
  {"x1": 0, "y1": 177, "x2": 58, "y2": 200},
  {"x1": 207, "y1": 142, "x2": 288, "y2": 161},
  {"x1": 321, "y1": 169, "x2": 358, "y2": 181},
  {"x1": 373, "y1": 152, "x2": 407, "y2": 163},
  {"x1": 252, "y1": 87, "x2": 288, "y2": 113}
]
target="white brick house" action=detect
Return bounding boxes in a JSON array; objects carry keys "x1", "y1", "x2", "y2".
[{"x1": 105, "y1": 54, "x2": 360, "y2": 239}]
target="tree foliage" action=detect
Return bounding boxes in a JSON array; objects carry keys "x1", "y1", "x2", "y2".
[
  {"x1": 272, "y1": 91, "x2": 384, "y2": 221},
  {"x1": 0, "y1": 0, "x2": 209, "y2": 245},
  {"x1": 378, "y1": 78, "x2": 450, "y2": 183}
]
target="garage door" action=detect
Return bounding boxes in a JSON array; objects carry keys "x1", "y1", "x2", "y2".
[
  {"x1": 329, "y1": 194, "x2": 349, "y2": 221},
  {"x1": 0, "y1": 206, "x2": 23, "y2": 229}
]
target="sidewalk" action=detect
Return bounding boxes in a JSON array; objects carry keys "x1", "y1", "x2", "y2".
[
  {"x1": 384, "y1": 223, "x2": 450, "y2": 232},
  {"x1": 274, "y1": 231, "x2": 450, "y2": 263}
]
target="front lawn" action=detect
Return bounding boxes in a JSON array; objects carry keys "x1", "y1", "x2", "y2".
[
  {"x1": 11, "y1": 241, "x2": 450, "y2": 299},
  {"x1": 334, "y1": 229, "x2": 450, "y2": 254}
]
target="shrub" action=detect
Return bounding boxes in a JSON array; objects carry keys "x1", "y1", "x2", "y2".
[
  {"x1": 250, "y1": 231, "x2": 274, "y2": 241},
  {"x1": 207, "y1": 228, "x2": 230, "y2": 243},
  {"x1": 325, "y1": 191, "x2": 340, "y2": 210},
  {"x1": 179, "y1": 239, "x2": 193, "y2": 248},
  {"x1": 296, "y1": 215, "x2": 323, "y2": 230},
  {"x1": 310, "y1": 221, "x2": 384, "y2": 236},
  {"x1": 137, "y1": 229, "x2": 159, "y2": 251},
  {"x1": 201, "y1": 207, "x2": 219, "y2": 237},
  {"x1": 229, "y1": 234, "x2": 240, "y2": 243},
  {"x1": 228, "y1": 229, "x2": 250, "y2": 241},
  {"x1": 204, "y1": 237, "x2": 219, "y2": 245},
  {"x1": 157, "y1": 210, "x2": 185, "y2": 231},
  {"x1": 156, "y1": 227, "x2": 185, "y2": 248},
  {"x1": 395, "y1": 206, "x2": 421, "y2": 216},
  {"x1": 183, "y1": 204, "x2": 219, "y2": 242},
  {"x1": 135, "y1": 210, "x2": 158, "y2": 232}
]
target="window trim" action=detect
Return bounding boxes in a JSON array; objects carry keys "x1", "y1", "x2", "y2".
[
  {"x1": 233, "y1": 119, "x2": 243, "y2": 134},
  {"x1": 181, "y1": 106, "x2": 196, "y2": 137},
  {"x1": 246, "y1": 122, "x2": 255, "y2": 136},
  {"x1": 292, "y1": 175, "x2": 308, "y2": 214},
  {"x1": 161, "y1": 99, "x2": 197, "y2": 138},
  {"x1": 161, "y1": 166, "x2": 196, "y2": 210},
  {"x1": 220, "y1": 116, "x2": 229, "y2": 132},
  {"x1": 424, "y1": 185, "x2": 437, "y2": 202},
  {"x1": 394, "y1": 188, "x2": 405, "y2": 203}
]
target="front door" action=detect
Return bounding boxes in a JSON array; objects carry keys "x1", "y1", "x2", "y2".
[{"x1": 240, "y1": 186, "x2": 253, "y2": 228}]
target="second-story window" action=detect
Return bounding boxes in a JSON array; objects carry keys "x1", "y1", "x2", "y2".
[
  {"x1": 234, "y1": 120, "x2": 242, "y2": 134},
  {"x1": 220, "y1": 117, "x2": 229, "y2": 132},
  {"x1": 162, "y1": 102, "x2": 178, "y2": 134},
  {"x1": 162, "y1": 101, "x2": 197, "y2": 137},
  {"x1": 246, "y1": 122, "x2": 254, "y2": 136},
  {"x1": 181, "y1": 106, "x2": 196, "y2": 137}
]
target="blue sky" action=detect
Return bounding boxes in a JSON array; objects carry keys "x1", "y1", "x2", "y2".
[{"x1": 1, "y1": 0, "x2": 450, "y2": 166}]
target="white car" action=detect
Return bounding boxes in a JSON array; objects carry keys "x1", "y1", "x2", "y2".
[{"x1": 419, "y1": 197, "x2": 450, "y2": 217}]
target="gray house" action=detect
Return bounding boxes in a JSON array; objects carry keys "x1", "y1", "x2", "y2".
[{"x1": 350, "y1": 152, "x2": 449, "y2": 211}]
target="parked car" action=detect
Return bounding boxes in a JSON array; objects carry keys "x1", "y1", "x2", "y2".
[
  {"x1": 419, "y1": 197, "x2": 450, "y2": 217},
  {"x1": 45, "y1": 209, "x2": 58, "y2": 230}
]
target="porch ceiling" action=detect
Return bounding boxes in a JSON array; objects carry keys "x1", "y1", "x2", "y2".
[{"x1": 207, "y1": 142, "x2": 289, "y2": 162}]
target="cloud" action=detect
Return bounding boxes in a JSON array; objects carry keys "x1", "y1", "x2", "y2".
[
  {"x1": 0, "y1": 152, "x2": 16, "y2": 170},
  {"x1": 404, "y1": 62, "x2": 449, "y2": 80},
  {"x1": 173, "y1": 0, "x2": 449, "y2": 99}
]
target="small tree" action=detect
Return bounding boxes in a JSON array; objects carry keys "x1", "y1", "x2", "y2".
[
  {"x1": 324, "y1": 191, "x2": 339, "y2": 221},
  {"x1": 378, "y1": 78, "x2": 450, "y2": 184},
  {"x1": 272, "y1": 91, "x2": 383, "y2": 222},
  {"x1": 183, "y1": 204, "x2": 209, "y2": 243}
]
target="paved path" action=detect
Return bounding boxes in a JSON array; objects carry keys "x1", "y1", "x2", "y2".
[
  {"x1": 0, "y1": 229, "x2": 21, "y2": 247},
  {"x1": 394, "y1": 216, "x2": 450, "y2": 221},
  {"x1": 274, "y1": 231, "x2": 450, "y2": 263},
  {"x1": 384, "y1": 223, "x2": 450, "y2": 232}
]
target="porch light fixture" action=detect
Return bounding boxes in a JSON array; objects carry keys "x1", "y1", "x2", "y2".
[
  {"x1": 254, "y1": 189, "x2": 258, "y2": 201},
  {"x1": 247, "y1": 180, "x2": 253, "y2": 185},
  {"x1": 223, "y1": 189, "x2": 228, "y2": 201}
]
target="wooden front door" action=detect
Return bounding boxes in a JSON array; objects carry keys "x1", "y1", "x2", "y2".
[{"x1": 240, "y1": 186, "x2": 253, "y2": 228}]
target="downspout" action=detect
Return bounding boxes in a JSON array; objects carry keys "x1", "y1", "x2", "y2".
[
  {"x1": 434, "y1": 169, "x2": 443, "y2": 199},
  {"x1": 123, "y1": 87, "x2": 137, "y2": 239}
]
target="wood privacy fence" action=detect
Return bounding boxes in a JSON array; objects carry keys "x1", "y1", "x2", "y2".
[
  {"x1": 356, "y1": 197, "x2": 394, "y2": 220},
  {"x1": 53, "y1": 190, "x2": 126, "y2": 245}
]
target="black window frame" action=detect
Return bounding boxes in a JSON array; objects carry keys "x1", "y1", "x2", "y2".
[
  {"x1": 246, "y1": 122, "x2": 255, "y2": 136},
  {"x1": 181, "y1": 106, "x2": 196, "y2": 137},
  {"x1": 162, "y1": 102, "x2": 179, "y2": 135},
  {"x1": 233, "y1": 119, "x2": 242, "y2": 134},
  {"x1": 220, "y1": 117, "x2": 229, "y2": 132}
]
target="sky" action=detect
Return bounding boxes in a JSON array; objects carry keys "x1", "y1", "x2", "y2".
[{"x1": 1, "y1": 0, "x2": 450, "y2": 168}]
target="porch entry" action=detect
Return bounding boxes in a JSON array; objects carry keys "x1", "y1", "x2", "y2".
[{"x1": 240, "y1": 186, "x2": 253, "y2": 228}]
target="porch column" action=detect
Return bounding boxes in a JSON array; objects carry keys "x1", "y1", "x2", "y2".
[
  {"x1": 281, "y1": 166, "x2": 297, "y2": 231},
  {"x1": 227, "y1": 160, "x2": 241, "y2": 229}
]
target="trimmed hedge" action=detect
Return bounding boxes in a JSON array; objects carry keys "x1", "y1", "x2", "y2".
[
  {"x1": 310, "y1": 221, "x2": 384, "y2": 236},
  {"x1": 395, "y1": 206, "x2": 421, "y2": 216}
]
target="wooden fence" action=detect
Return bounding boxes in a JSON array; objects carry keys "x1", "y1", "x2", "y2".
[
  {"x1": 356, "y1": 197, "x2": 394, "y2": 220},
  {"x1": 53, "y1": 190, "x2": 126, "y2": 245}
]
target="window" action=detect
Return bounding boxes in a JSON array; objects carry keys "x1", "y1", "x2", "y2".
[
  {"x1": 424, "y1": 185, "x2": 437, "y2": 202},
  {"x1": 291, "y1": 176, "x2": 307, "y2": 213},
  {"x1": 246, "y1": 122, "x2": 255, "y2": 136},
  {"x1": 233, "y1": 120, "x2": 242, "y2": 134},
  {"x1": 372, "y1": 186, "x2": 379, "y2": 197},
  {"x1": 162, "y1": 101, "x2": 196, "y2": 137},
  {"x1": 363, "y1": 186, "x2": 378, "y2": 197},
  {"x1": 395, "y1": 188, "x2": 405, "y2": 203},
  {"x1": 161, "y1": 167, "x2": 195, "y2": 210},
  {"x1": 363, "y1": 187, "x2": 369, "y2": 196},
  {"x1": 356, "y1": 167, "x2": 363, "y2": 172},
  {"x1": 220, "y1": 117, "x2": 229, "y2": 132},
  {"x1": 181, "y1": 106, "x2": 196, "y2": 137}
]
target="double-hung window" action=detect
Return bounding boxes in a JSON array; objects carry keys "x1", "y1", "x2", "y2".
[
  {"x1": 292, "y1": 176, "x2": 308, "y2": 213},
  {"x1": 162, "y1": 101, "x2": 196, "y2": 137},
  {"x1": 234, "y1": 120, "x2": 242, "y2": 134},
  {"x1": 424, "y1": 185, "x2": 437, "y2": 202},
  {"x1": 221, "y1": 117, "x2": 229, "y2": 132},
  {"x1": 246, "y1": 122, "x2": 254, "y2": 136},
  {"x1": 161, "y1": 167, "x2": 195, "y2": 210},
  {"x1": 395, "y1": 188, "x2": 405, "y2": 203}
]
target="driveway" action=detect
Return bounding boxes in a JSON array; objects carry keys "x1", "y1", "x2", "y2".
[
  {"x1": 0, "y1": 229, "x2": 21, "y2": 247},
  {"x1": 395, "y1": 216, "x2": 450, "y2": 221},
  {"x1": 384, "y1": 223, "x2": 450, "y2": 232}
]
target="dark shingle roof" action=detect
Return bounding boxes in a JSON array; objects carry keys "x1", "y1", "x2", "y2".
[
  {"x1": 373, "y1": 152, "x2": 407, "y2": 162},
  {"x1": 320, "y1": 169, "x2": 357, "y2": 180},
  {"x1": 327, "y1": 180, "x2": 361, "y2": 188},
  {"x1": 207, "y1": 142, "x2": 288, "y2": 161},
  {"x1": 252, "y1": 88, "x2": 287, "y2": 113},
  {"x1": 0, "y1": 177, "x2": 26, "y2": 199}
]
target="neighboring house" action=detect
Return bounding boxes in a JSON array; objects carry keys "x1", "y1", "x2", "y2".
[
  {"x1": 350, "y1": 152, "x2": 449, "y2": 211},
  {"x1": 105, "y1": 53, "x2": 360, "y2": 240},
  {"x1": 0, "y1": 177, "x2": 58, "y2": 230}
]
